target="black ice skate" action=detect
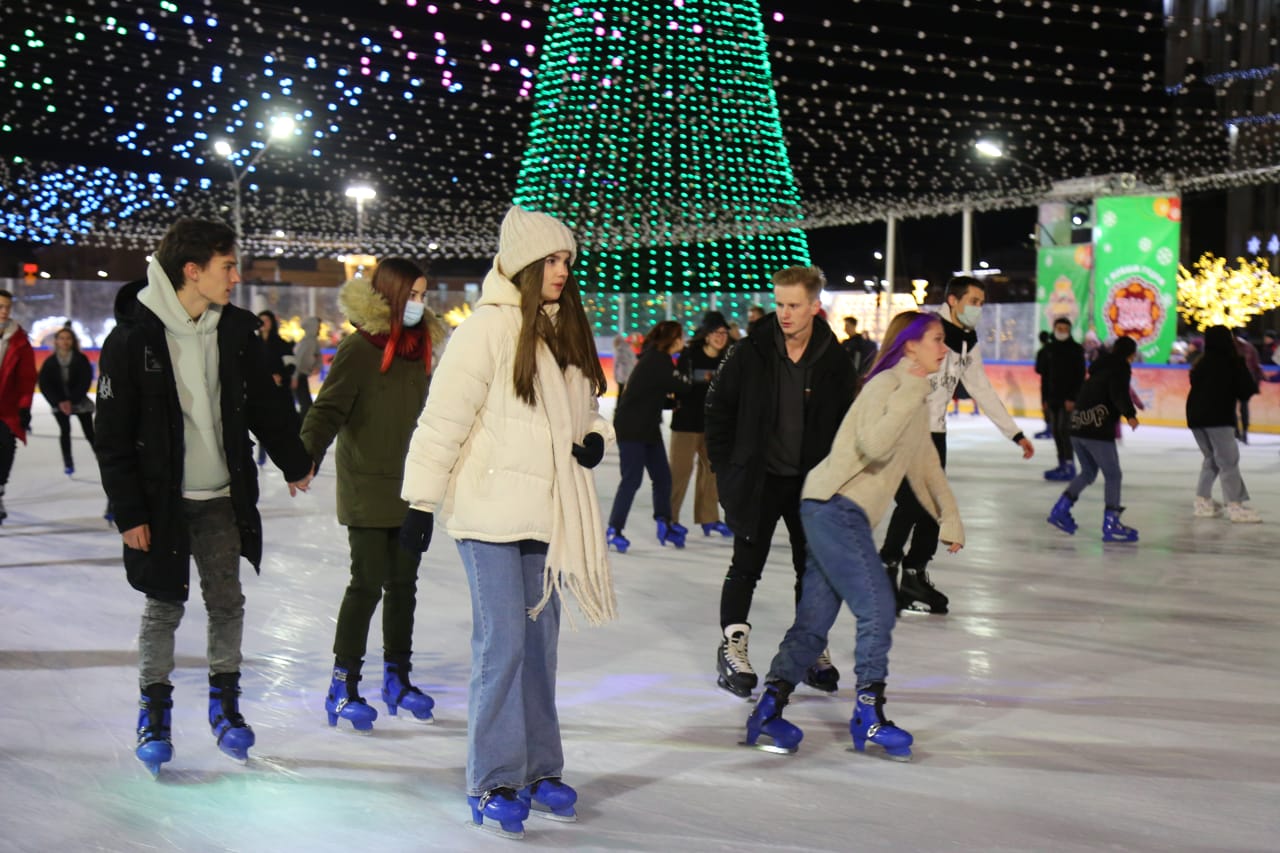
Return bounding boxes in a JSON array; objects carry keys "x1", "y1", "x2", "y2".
[
  {"x1": 716, "y1": 623, "x2": 757, "y2": 698},
  {"x1": 897, "y1": 567, "x2": 949, "y2": 615}
]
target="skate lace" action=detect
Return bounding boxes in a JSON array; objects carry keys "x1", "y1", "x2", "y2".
[
  {"x1": 722, "y1": 634, "x2": 754, "y2": 674},
  {"x1": 814, "y1": 648, "x2": 833, "y2": 669}
]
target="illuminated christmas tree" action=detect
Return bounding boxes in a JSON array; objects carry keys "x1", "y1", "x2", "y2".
[
  {"x1": 513, "y1": 1, "x2": 809, "y2": 332},
  {"x1": 1177, "y1": 253, "x2": 1280, "y2": 330}
]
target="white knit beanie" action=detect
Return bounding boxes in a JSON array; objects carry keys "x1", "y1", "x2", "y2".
[{"x1": 496, "y1": 206, "x2": 577, "y2": 278}]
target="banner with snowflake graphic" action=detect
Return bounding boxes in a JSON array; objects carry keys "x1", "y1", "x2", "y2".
[
  {"x1": 1092, "y1": 195, "x2": 1182, "y2": 363},
  {"x1": 1036, "y1": 243, "x2": 1092, "y2": 340}
]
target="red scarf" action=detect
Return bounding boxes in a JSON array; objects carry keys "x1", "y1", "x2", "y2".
[{"x1": 357, "y1": 324, "x2": 431, "y2": 374}]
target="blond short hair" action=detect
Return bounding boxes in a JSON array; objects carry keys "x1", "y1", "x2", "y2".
[{"x1": 771, "y1": 265, "x2": 825, "y2": 301}]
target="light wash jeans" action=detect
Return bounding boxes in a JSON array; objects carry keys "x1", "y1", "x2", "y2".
[
  {"x1": 1068, "y1": 437, "x2": 1123, "y2": 508},
  {"x1": 766, "y1": 496, "x2": 896, "y2": 690},
  {"x1": 137, "y1": 498, "x2": 244, "y2": 688},
  {"x1": 457, "y1": 539, "x2": 563, "y2": 797},
  {"x1": 1192, "y1": 426, "x2": 1249, "y2": 504}
]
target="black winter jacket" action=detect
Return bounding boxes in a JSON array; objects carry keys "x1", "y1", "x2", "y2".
[
  {"x1": 705, "y1": 314, "x2": 858, "y2": 539},
  {"x1": 38, "y1": 350, "x2": 94, "y2": 409},
  {"x1": 1186, "y1": 355, "x2": 1257, "y2": 429},
  {"x1": 94, "y1": 280, "x2": 312, "y2": 602},
  {"x1": 1038, "y1": 337, "x2": 1086, "y2": 405},
  {"x1": 670, "y1": 344, "x2": 727, "y2": 433},
  {"x1": 1068, "y1": 352, "x2": 1136, "y2": 442},
  {"x1": 614, "y1": 346, "x2": 692, "y2": 443}
]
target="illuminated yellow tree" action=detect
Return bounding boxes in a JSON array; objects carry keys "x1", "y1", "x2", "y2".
[{"x1": 1177, "y1": 254, "x2": 1280, "y2": 330}]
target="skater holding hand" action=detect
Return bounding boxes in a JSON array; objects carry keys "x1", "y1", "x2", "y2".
[
  {"x1": 401, "y1": 206, "x2": 615, "y2": 839},
  {"x1": 744, "y1": 311, "x2": 962, "y2": 761}
]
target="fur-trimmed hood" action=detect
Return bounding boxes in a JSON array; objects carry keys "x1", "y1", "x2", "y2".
[{"x1": 339, "y1": 277, "x2": 393, "y2": 334}]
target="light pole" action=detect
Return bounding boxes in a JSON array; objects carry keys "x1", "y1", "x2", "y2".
[
  {"x1": 213, "y1": 115, "x2": 296, "y2": 263},
  {"x1": 345, "y1": 184, "x2": 377, "y2": 247}
]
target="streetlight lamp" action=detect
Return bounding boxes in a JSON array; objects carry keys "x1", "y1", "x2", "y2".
[
  {"x1": 974, "y1": 138, "x2": 1005, "y2": 159},
  {"x1": 345, "y1": 184, "x2": 377, "y2": 246},
  {"x1": 212, "y1": 115, "x2": 297, "y2": 260}
]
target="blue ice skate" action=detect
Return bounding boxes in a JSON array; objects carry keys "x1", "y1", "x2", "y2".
[
  {"x1": 469, "y1": 787, "x2": 529, "y2": 839},
  {"x1": 381, "y1": 656, "x2": 435, "y2": 722},
  {"x1": 1102, "y1": 507, "x2": 1139, "y2": 543},
  {"x1": 1047, "y1": 493, "x2": 1078, "y2": 534},
  {"x1": 518, "y1": 778, "x2": 578, "y2": 822},
  {"x1": 743, "y1": 682, "x2": 804, "y2": 754},
  {"x1": 606, "y1": 526, "x2": 630, "y2": 553},
  {"x1": 208, "y1": 672, "x2": 255, "y2": 763},
  {"x1": 850, "y1": 683, "x2": 912, "y2": 761},
  {"x1": 325, "y1": 663, "x2": 378, "y2": 732},
  {"x1": 657, "y1": 518, "x2": 686, "y2": 548},
  {"x1": 1043, "y1": 461, "x2": 1075, "y2": 481},
  {"x1": 136, "y1": 683, "x2": 174, "y2": 778},
  {"x1": 701, "y1": 521, "x2": 733, "y2": 538}
]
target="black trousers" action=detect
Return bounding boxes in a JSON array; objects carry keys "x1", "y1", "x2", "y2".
[
  {"x1": 0, "y1": 420, "x2": 15, "y2": 486},
  {"x1": 880, "y1": 432, "x2": 948, "y2": 571},
  {"x1": 333, "y1": 526, "x2": 424, "y2": 664},
  {"x1": 1046, "y1": 402, "x2": 1072, "y2": 464},
  {"x1": 53, "y1": 410, "x2": 95, "y2": 469},
  {"x1": 294, "y1": 378, "x2": 313, "y2": 419},
  {"x1": 719, "y1": 473, "x2": 806, "y2": 628}
]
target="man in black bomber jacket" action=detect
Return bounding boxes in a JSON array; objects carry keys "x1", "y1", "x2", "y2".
[
  {"x1": 704, "y1": 265, "x2": 858, "y2": 699},
  {"x1": 95, "y1": 218, "x2": 314, "y2": 773}
]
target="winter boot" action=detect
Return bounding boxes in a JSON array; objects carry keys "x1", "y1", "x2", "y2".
[
  {"x1": 744, "y1": 681, "x2": 804, "y2": 754},
  {"x1": 135, "y1": 683, "x2": 174, "y2": 777},
  {"x1": 716, "y1": 623, "x2": 757, "y2": 698},
  {"x1": 803, "y1": 647, "x2": 840, "y2": 693},
  {"x1": 208, "y1": 671, "x2": 256, "y2": 763},
  {"x1": 657, "y1": 518, "x2": 687, "y2": 548},
  {"x1": 325, "y1": 661, "x2": 378, "y2": 732},
  {"x1": 1192, "y1": 496, "x2": 1222, "y2": 518},
  {"x1": 1102, "y1": 506, "x2": 1139, "y2": 542},
  {"x1": 898, "y1": 566, "x2": 949, "y2": 614},
  {"x1": 701, "y1": 521, "x2": 733, "y2": 538},
  {"x1": 1047, "y1": 492, "x2": 1078, "y2": 534},
  {"x1": 606, "y1": 526, "x2": 630, "y2": 553},
  {"x1": 518, "y1": 777, "x2": 578, "y2": 822},
  {"x1": 1226, "y1": 502, "x2": 1261, "y2": 523},
  {"x1": 850, "y1": 682, "x2": 913, "y2": 761},
  {"x1": 381, "y1": 654, "x2": 435, "y2": 722},
  {"x1": 468, "y1": 787, "x2": 529, "y2": 839}
]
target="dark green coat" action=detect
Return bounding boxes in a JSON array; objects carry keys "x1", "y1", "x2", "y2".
[{"x1": 300, "y1": 279, "x2": 439, "y2": 528}]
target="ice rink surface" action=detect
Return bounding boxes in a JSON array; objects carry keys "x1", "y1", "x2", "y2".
[{"x1": 1, "y1": 398, "x2": 1278, "y2": 852}]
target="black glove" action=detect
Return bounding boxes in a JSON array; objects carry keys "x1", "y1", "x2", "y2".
[
  {"x1": 18, "y1": 408, "x2": 31, "y2": 433},
  {"x1": 399, "y1": 509, "x2": 434, "y2": 554},
  {"x1": 571, "y1": 432, "x2": 605, "y2": 469}
]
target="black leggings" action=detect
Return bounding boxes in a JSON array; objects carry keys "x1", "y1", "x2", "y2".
[
  {"x1": 1046, "y1": 402, "x2": 1072, "y2": 464},
  {"x1": 879, "y1": 432, "x2": 947, "y2": 570},
  {"x1": 53, "y1": 410, "x2": 95, "y2": 469}
]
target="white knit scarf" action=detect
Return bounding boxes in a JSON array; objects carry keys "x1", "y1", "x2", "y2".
[{"x1": 530, "y1": 343, "x2": 617, "y2": 628}]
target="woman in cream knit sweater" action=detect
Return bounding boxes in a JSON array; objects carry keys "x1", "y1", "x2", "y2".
[
  {"x1": 399, "y1": 207, "x2": 614, "y2": 840},
  {"x1": 744, "y1": 311, "x2": 963, "y2": 762}
]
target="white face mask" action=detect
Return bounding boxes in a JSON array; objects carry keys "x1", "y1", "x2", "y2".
[
  {"x1": 957, "y1": 304, "x2": 982, "y2": 328},
  {"x1": 1054, "y1": 330, "x2": 1070, "y2": 341},
  {"x1": 402, "y1": 301, "x2": 425, "y2": 327}
]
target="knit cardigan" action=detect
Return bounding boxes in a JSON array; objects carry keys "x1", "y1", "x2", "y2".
[{"x1": 803, "y1": 360, "x2": 964, "y2": 546}]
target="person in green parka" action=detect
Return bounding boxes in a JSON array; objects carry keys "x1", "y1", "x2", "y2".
[{"x1": 301, "y1": 257, "x2": 446, "y2": 732}]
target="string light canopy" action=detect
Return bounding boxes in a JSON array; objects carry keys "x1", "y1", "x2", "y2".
[{"x1": 0, "y1": 1, "x2": 1266, "y2": 259}]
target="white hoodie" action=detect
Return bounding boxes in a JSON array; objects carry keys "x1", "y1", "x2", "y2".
[
  {"x1": 926, "y1": 303, "x2": 1023, "y2": 440},
  {"x1": 137, "y1": 260, "x2": 231, "y2": 498}
]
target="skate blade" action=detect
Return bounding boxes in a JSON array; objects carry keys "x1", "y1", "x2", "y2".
[
  {"x1": 846, "y1": 746, "x2": 912, "y2": 762},
  {"x1": 468, "y1": 818, "x2": 525, "y2": 840},
  {"x1": 739, "y1": 740, "x2": 797, "y2": 755},
  {"x1": 530, "y1": 805, "x2": 577, "y2": 823}
]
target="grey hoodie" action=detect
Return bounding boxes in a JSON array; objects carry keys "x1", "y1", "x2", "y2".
[{"x1": 136, "y1": 259, "x2": 231, "y2": 497}]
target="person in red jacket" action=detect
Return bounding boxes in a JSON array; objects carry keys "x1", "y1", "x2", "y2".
[{"x1": 0, "y1": 289, "x2": 37, "y2": 525}]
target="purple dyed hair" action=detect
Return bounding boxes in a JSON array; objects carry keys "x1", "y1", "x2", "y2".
[{"x1": 864, "y1": 311, "x2": 943, "y2": 382}]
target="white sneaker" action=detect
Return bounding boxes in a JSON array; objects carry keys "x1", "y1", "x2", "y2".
[
  {"x1": 1193, "y1": 496, "x2": 1222, "y2": 518},
  {"x1": 1226, "y1": 503, "x2": 1262, "y2": 523}
]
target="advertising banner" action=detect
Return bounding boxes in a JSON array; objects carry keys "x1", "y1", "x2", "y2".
[
  {"x1": 1036, "y1": 244, "x2": 1092, "y2": 339},
  {"x1": 1092, "y1": 195, "x2": 1182, "y2": 363}
]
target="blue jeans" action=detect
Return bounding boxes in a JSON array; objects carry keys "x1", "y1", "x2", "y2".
[
  {"x1": 1068, "y1": 437, "x2": 1122, "y2": 508},
  {"x1": 457, "y1": 539, "x2": 563, "y2": 797},
  {"x1": 608, "y1": 440, "x2": 672, "y2": 530},
  {"x1": 767, "y1": 496, "x2": 897, "y2": 689}
]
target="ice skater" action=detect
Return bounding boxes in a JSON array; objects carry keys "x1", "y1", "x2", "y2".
[
  {"x1": 744, "y1": 310, "x2": 962, "y2": 761},
  {"x1": 1047, "y1": 335, "x2": 1140, "y2": 541},
  {"x1": 668, "y1": 312, "x2": 733, "y2": 539},
  {"x1": 400, "y1": 206, "x2": 615, "y2": 839},
  {"x1": 300, "y1": 258, "x2": 447, "y2": 732},
  {"x1": 37, "y1": 327, "x2": 96, "y2": 477},
  {"x1": 0, "y1": 288, "x2": 36, "y2": 525},
  {"x1": 879, "y1": 276, "x2": 1032, "y2": 615},
  {"x1": 1040, "y1": 317, "x2": 1086, "y2": 481},
  {"x1": 94, "y1": 218, "x2": 315, "y2": 776},
  {"x1": 1186, "y1": 325, "x2": 1261, "y2": 523}
]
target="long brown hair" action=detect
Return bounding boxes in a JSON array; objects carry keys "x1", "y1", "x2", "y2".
[
  {"x1": 644, "y1": 321, "x2": 683, "y2": 353},
  {"x1": 370, "y1": 257, "x2": 427, "y2": 373},
  {"x1": 511, "y1": 260, "x2": 606, "y2": 406}
]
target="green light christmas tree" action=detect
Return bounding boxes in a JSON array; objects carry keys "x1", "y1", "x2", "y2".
[{"x1": 513, "y1": 0, "x2": 810, "y2": 333}]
